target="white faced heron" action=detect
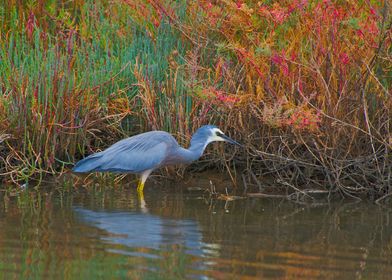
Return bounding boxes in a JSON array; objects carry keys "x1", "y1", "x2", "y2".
[{"x1": 72, "y1": 125, "x2": 240, "y2": 193}]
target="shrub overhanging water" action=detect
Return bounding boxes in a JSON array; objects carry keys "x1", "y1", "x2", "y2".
[{"x1": 0, "y1": 0, "x2": 391, "y2": 200}]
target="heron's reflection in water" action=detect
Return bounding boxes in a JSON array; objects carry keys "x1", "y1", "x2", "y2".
[{"x1": 73, "y1": 196, "x2": 220, "y2": 260}]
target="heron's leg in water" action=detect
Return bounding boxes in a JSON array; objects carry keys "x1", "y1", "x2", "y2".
[
  {"x1": 136, "y1": 169, "x2": 153, "y2": 194},
  {"x1": 137, "y1": 181, "x2": 145, "y2": 193}
]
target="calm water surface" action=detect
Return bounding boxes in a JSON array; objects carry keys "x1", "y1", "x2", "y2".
[{"x1": 0, "y1": 180, "x2": 392, "y2": 279}]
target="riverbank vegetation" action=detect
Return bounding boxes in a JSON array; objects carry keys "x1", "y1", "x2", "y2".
[{"x1": 1, "y1": 0, "x2": 391, "y2": 201}]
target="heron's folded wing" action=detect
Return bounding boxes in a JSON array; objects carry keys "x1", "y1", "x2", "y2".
[{"x1": 94, "y1": 132, "x2": 173, "y2": 173}]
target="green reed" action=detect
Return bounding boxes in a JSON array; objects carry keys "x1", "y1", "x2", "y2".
[{"x1": 0, "y1": 0, "x2": 196, "y2": 182}]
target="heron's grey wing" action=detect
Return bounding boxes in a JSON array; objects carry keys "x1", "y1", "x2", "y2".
[
  {"x1": 73, "y1": 131, "x2": 176, "y2": 173},
  {"x1": 97, "y1": 142, "x2": 169, "y2": 173}
]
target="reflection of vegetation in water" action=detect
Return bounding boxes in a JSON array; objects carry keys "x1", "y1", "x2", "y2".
[
  {"x1": 1, "y1": 186, "x2": 392, "y2": 279},
  {"x1": 0, "y1": 189, "x2": 198, "y2": 279},
  {"x1": 200, "y1": 199, "x2": 392, "y2": 279}
]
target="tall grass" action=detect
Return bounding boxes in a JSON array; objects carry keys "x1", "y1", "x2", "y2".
[
  {"x1": 1, "y1": 0, "x2": 391, "y2": 199},
  {"x1": 180, "y1": 0, "x2": 392, "y2": 199},
  {"x1": 0, "y1": 0, "x2": 205, "y2": 183}
]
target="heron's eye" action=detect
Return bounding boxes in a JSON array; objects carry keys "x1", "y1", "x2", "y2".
[{"x1": 216, "y1": 131, "x2": 224, "y2": 137}]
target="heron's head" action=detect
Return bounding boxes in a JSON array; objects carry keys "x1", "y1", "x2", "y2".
[{"x1": 191, "y1": 125, "x2": 241, "y2": 147}]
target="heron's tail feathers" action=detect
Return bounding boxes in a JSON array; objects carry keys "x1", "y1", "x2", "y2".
[{"x1": 72, "y1": 154, "x2": 103, "y2": 173}]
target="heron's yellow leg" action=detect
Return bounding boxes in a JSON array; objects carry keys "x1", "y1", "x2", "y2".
[
  {"x1": 137, "y1": 180, "x2": 146, "y2": 209},
  {"x1": 137, "y1": 180, "x2": 145, "y2": 193}
]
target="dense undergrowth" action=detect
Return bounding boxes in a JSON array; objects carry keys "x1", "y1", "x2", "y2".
[{"x1": 0, "y1": 0, "x2": 391, "y2": 201}]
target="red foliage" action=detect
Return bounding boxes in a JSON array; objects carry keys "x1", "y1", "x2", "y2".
[{"x1": 25, "y1": 11, "x2": 36, "y2": 41}]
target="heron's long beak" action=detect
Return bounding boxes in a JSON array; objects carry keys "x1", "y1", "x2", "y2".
[{"x1": 221, "y1": 134, "x2": 242, "y2": 146}]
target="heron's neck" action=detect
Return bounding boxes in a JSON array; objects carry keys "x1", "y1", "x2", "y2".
[{"x1": 179, "y1": 140, "x2": 209, "y2": 163}]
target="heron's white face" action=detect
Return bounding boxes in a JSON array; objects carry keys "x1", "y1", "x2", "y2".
[{"x1": 208, "y1": 128, "x2": 226, "y2": 143}]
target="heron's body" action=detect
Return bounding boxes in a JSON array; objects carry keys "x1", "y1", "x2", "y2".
[{"x1": 73, "y1": 125, "x2": 239, "y2": 193}]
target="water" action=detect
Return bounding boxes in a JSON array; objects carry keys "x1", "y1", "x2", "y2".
[{"x1": 1, "y1": 181, "x2": 392, "y2": 279}]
